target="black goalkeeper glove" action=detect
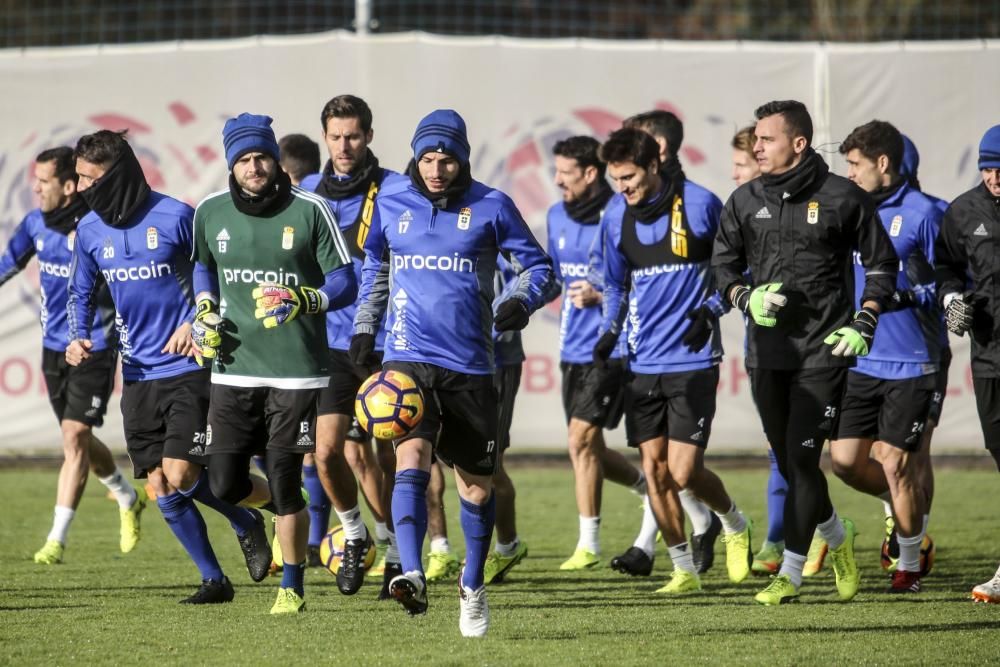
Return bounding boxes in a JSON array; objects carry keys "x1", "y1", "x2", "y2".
[
  {"x1": 944, "y1": 291, "x2": 976, "y2": 336},
  {"x1": 681, "y1": 305, "x2": 716, "y2": 353},
  {"x1": 494, "y1": 298, "x2": 530, "y2": 331},
  {"x1": 349, "y1": 333, "x2": 376, "y2": 368},
  {"x1": 593, "y1": 330, "x2": 619, "y2": 369}
]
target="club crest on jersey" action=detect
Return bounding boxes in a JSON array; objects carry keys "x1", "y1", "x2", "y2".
[
  {"x1": 216, "y1": 228, "x2": 230, "y2": 253},
  {"x1": 458, "y1": 207, "x2": 472, "y2": 231},
  {"x1": 282, "y1": 226, "x2": 294, "y2": 250},
  {"x1": 146, "y1": 226, "x2": 158, "y2": 250},
  {"x1": 807, "y1": 201, "x2": 820, "y2": 224},
  {"x1": 890, "y1": 215, "x2": 903, "y2": 237},
  {"x1": 67, "y1": 232, "x2": 75, "y2": 251},
  {"x1": 558, "y1": 236, "x2": 566, "y2": 250},
  {"x1": 398, "y1": 210, "x2": 412, "y2": 234}
]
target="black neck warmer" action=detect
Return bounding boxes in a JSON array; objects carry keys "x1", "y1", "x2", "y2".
[
  {"x1": 406, "y1": 159, "x2": 473, "y2": 209},
  {"x1": 564, "y1": 180, "x2": 613, "y2": 225},
  {"x1": 314, "y1": 150, "x2": 381, "y2": 200},
  {"x1": 79, "y1": 145, "x2": 151, "y2": 228},
  {"x1": 229, "y1": 168, "x2": 293, "y2": 217},
  {"x1": 628, "y1": 157, "x2": 686, "y2": 224},
  {"x1": 868, "y1": 178, "x2": 905, "y2": 208},
  {"x1": 760, "y1": 148, "x2": 829, "y2": 200},
  {"x1": 41, "y1": 196, "x2": 90, "y2": 235}
]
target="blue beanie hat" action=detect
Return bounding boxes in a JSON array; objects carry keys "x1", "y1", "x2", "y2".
[
  {"x1": 900, "y1": 134, "x2": 919, "y2": 182},
  {"x1": 979, "y1": 124, "x2": 1000, "y2": 170},
  {"x1": 411, "y1": 109, "x2": 471, "y2": 165},
  {"x1": 223, "y1": 113, "x2": 280, "y2": 170}
]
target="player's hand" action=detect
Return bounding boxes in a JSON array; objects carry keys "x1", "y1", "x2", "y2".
[
  {"x1": 65, "y1": 339, "x2": 93, "y2": 366},
  {"x1": 681, "y1": 306, "x2": 716, "y2": 353},
  {"x1": 824, "y1": 306, "x2": 879, "y2": 357},
  {"x1": 593, "y1": 330, "x2": 618, "y2": 369},
  {"x1": 568, "y1": 280, "x2": 602, "y2": 308},
  {"x1": 943, "y1": 291, "x2": 976, "y2": 336},
  {"x1": 252, "y1": 282, "x2": 323, "y2": 328},
  {"x1": 163, "y1": 322, "x2": 193, "y2": 356},
  {"x1": 494, "y1": 298, "x2": 530, "y2": 331},
  {"x1": 192, "y1": 313, "x2": 225, "y2": 366},
  {"x1": 349, "y1": 333, "x2": 376, "y2": 368},
  {"x1": 736, "y1": 283, "x2": 787, "y2": 327}
]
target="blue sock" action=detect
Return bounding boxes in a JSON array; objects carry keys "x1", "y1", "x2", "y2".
[
  {"x1": 281, "y1": 560, "x2": 306, "y2": 597},
  {"x1": 460, "y1": 494, "x2": 495, "y2": 590},
  {"x1": 392, "y1": 469, "x2": 430, "y2": 576},
  {"x1": 302, "y1": 465, "x2": 331, "y2": 546},
  {"x1": 181, "y1": 471, "x2": 257, "y2": 537},
  {"x1": 766, "y1": 449, "x2": 788, "y2": 544},
  {"x1": 158, "y1": 491, "x2": 224, "y2": 581}
]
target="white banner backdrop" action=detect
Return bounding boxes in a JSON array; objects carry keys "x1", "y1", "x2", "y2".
[{"x1": 0, "y1": 33, "x2": 996, "y2": 452}]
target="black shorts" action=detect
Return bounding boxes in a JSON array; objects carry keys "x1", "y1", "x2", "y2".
[
  {"x1": 384, "y1": 361, "x2": 499, "y2": 476},
  {"x1": 120, "y1": 369, "x2": 210, "y2": 478},
  {"x1": 928, "y1": 348, "x2": 951, "y2": 426},
  {"x1": 207, "y1": 384, "x2": 319, "y2": 456},
  {"x1": 624, "y1": 366, "x2": 718, "y2": 448},
  {"x1": 836, "y1": 371, "x2": 937, "y2": 451},
  {"x1": 560, "y1": 359, "x2": 627, "y2": 429},
  {"x1": 317, "y1": 348, "x2": 384, "y2": 442},
  {"x1": 972, "y1": 376, "x2": 1000, "y2": 451},
  {"x1": 42, "y1": 347, "x2": 116, "y2": 427},
  {"x1": 494, "y1": 363, "x2": 522, "y2": 452},
  {"x1": 749, "y1": 366, "x2": 846, "y2": 453}
]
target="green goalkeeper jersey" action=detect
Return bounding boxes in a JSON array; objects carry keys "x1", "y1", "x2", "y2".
[{"x1": 192, "y1": 186, "x2": 350, "y2": 388}]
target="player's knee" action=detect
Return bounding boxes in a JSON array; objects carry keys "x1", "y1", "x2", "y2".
[
  {"x1": 376, "y1": 442, "x2": 396, "y2": 474},
  {"x1": 60, "y1": 420, "x2": 91, "y2": 453},
  {"x1": 209, "y1": 463, "x2": 252, "y2": 506},
  {"x1": 830, "y1": 452, "x2": 858, "y2": 483},
  {"x1": 343, "y1": 441, "x2": 365, "y2": 472},
  {"x1": 642, "y1": 458, "x2": 672, "y2": 493},
  {"x1": 267, "y1": 451, "x2": 306, "y2": 515}
]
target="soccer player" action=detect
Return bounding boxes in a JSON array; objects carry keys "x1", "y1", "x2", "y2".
[
  {"x1": 713, "y1": 100, "x2": 899, "y2": 605},
  {"x1": 298, "y1": 95, "x2": 404, "y2": 594},
  {"x1": 620, "y1": 111, "x2": 723, "y2": 574},
  {"x1": 1, "y1": 146, "x2": 143, "y2": 565},
  {"x1": 191, "y1": 113, "x2": 357, "y2": 613},
  {"x1": 351, "y1": 109, "x2": 554, "y2": 637},
  {"x1": 544, "y1": 136, "x2": 648, "y2": 573},
  {"x1": 830, "y1": 120, "x2": 945, "y2": 593},
  {"x1": 278, "y1": 134, "x2": 321, "y2": 186},
  {"x1": 67, "y1": 129, "x2": 272, "y2": 604},
  {"x1": 595, "y1": 127, "x2": 753, "y2": 595},
  {"x1": 933, "y1": 124, "x2": 1000, "y2": 604},
  {"x1": 731, "y1": 125, "x2": 762, "y2": 186}
]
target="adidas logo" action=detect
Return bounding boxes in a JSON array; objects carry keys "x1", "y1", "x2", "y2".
[
  {"x1": 754, "y1": 206, "x2": 772, "y2": 219},
  {"x1": 297, "y1": 434, "x2": 313, "y2": 447},
  {"x1": 216, "y1": 229, "x2": 231, "y2": 241},
  {"x1": 974, "y1": 224, "x2": 988, "y2": 237},
  {"x1": 689, "y1": 431, "x2": 704, "y2": 442},
  {"x1": 188, "y1": 445, "x2": 205, "y2": 457},
  {"x1": 801, "y1": 438, "x2": 815, "y2": 448}
]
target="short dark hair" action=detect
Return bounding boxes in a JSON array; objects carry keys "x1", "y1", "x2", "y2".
[
  {"x1": 74, "y1": 130, "x2": 129, "y2": 167},
  {"x1": 553, "y1": 135, "x2": 605, "y2": 177},
  {"x1": 839, "y1": 120, "x2": 904, "y2": 174},
  {"x1": 754, "y1": 100, "x2": 813, "y2": 146},
  {"x1": 320, "y1": 94, "x2": 373, "y2": 134},
  {"x1": 279, "y1": 134, "x2": 321, "y2": 183},
  {"x1": 36, "y1": 146, "x2": 77, "y2": 184},
  {"x1": 623, "y1": 110, "x2": 684, "y2": 158},
  {"x1": 599, "y1": 128, "x2": 660, "y2": 170}
]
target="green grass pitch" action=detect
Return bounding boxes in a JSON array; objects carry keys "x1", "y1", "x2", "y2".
[{"x1": 2, "y1": 464, "x2": 998, "y2": 665}]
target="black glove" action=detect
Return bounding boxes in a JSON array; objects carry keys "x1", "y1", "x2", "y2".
[
  {"x1": 944, "y1": 291, "x2": 976, "y2": 336},
  {"x1": 884, "y1": 289, "x2": 917, "y2": 312},
  {"x1": 349, "y1": 333, "x2": 376, "y2": 368},
  {"x1": 495, "y1": 298, "x2": 530, "y2": 331},
  {"x1": 593, "y1": 330, "x2": 619, "y2": 369},
  {"x1": 681, "y1": 306, "x2": 715, "y2": 353}
]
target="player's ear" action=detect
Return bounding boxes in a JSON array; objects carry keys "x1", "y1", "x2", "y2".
[{"x1": 583, "y1": 164, "x2": 598, "y2": 186}]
